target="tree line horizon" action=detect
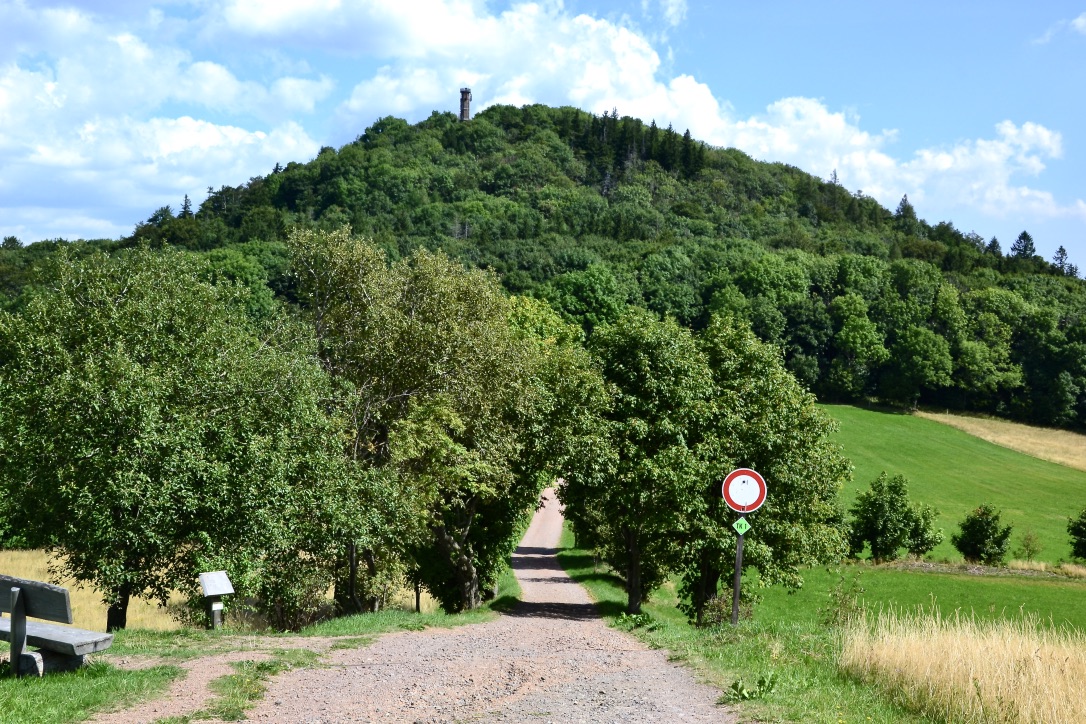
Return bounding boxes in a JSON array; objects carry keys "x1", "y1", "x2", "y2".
[
  {"x1": 2, "y1": 102, "x2": 1082, "y2": 430},
  {"x1": 0, "y1": 102, "x2": 1083, "y2": 629}
]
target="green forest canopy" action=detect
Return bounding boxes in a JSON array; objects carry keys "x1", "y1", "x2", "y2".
[
  {"x1": 2, "y1": 103, "x2": 1084, "y2": 627},
  {"x1": 3, "y1": 103, "x2": 1081, "y2": 428}
]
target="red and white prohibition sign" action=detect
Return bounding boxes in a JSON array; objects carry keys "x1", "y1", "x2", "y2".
[{"x1": 722, "y1": 468, "x2": 767, "y2": 513}]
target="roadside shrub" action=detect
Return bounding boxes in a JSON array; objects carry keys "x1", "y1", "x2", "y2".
[
  {"x1": 951, "y1": 505, "x2": 1012, "y2": 565},
  {"x1": 848, "y1": 473, "x2": 943, "y2": 562},
  {"x1": 1068, "y1": 508, "x2": 1086, "y2": 560}
]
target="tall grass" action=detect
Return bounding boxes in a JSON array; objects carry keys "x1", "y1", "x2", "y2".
[
  {"x1": 840, "y1": 607, "x2": 1086, "y2": 723},
  {"x1": 915, "y1": 409, "x2": 1086, "y2": 473},
  {"x1": 0, "y1": 550, "x2": 179, "y2": 632}
]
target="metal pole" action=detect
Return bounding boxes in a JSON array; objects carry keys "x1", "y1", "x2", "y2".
[{"x1": 731, "y1": 515, "x2": 746, "y2": 626}]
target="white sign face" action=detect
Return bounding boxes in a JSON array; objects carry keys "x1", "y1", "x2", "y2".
[
  {"x1": 728, "y1": 474, "x2": 762, "y2": 507},
  {"x1": 722, "y1": 468, "x2": 767, "y2": 513}
]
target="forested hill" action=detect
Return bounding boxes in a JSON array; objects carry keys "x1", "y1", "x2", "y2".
[{"x1": 5, "y1": 103, "x2": 1086, "y2": 428}]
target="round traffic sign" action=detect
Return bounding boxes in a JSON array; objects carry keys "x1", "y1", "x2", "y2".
[{"x1": 722, "y1": 468, "x2": 767, "y2": 513}]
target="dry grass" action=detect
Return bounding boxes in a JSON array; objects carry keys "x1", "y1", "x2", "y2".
[
  {"x1": 840, "y1": 607, "x2": 1086, "y2": 723},
  {"x1": 1008, "y1": 561, "x2": 1086, "y2": 580},
  {"x1": 1006, "y1": 559, "x2": 1050, "y2": 573},
  {"x1": 0, "y1": 550, "x2": 180, "y2": 632},
  {"x1": 915, "y1": 410, "x2": 1086, "y2": 472},
  {"x1": 1057, "y1": 562, "x2": 1086, "y2": 579}
]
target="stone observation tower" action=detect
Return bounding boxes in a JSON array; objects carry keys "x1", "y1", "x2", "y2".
[{"x1": 459, "y1": 88, "x2": 472, "y2": 121}]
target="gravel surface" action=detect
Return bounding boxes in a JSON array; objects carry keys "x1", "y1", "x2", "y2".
[{"x1": 244, "y1": 489, "x2": 732, "y2": 723}]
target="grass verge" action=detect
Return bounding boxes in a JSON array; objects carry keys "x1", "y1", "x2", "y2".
[
  {"x1": 556, "y1": 526, "x2": 926, "y2": 723},
  {"x1": 0, "y1": 661, "x2": 181, "y2": 724},
  {"x1": 7, "y1": 561, "x2": 521, "y2": 724}
]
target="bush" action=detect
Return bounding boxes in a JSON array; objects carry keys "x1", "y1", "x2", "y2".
[
  {"x1": 1014, "y1": 528, "x2": 1043, "y2": 562},
  {"x1": 951, "y1": 505, "x2": 1012, "y2": 565},
  {"x1": 848, "y1": 473, "x2": 943, "y2": 562},
  {"x1": 1069, "y1": 509, "x2": 1086, "y2": 560}
]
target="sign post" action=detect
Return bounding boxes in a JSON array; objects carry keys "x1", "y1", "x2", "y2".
[
  {"x1": 198, "y1": 571, "x2": 234, "y2": 631},
  {"x1": 722, "y1": 468, "x2": 767, "y2": 626}
]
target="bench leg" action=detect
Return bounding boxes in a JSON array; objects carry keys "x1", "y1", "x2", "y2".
[
  {"x1": 9, "y1": 587, "x2": 25, "y2": 679},
  {"x1": 16, "y1": 652, "x2": 41, "y2": 677},
  {"x1": 17, "y1": 650, "x2": 84, "y2": 676}
]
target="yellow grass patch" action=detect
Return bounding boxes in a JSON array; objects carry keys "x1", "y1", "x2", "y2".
[
  {"x1": 0, "y1": 550, "x2": 180, "y2": 632},
  {"x1": 915, "y1": 410, "x2": 1086, "y2": 473},
  {"x1": 1007, "y1": 559, "x2": 1049, "y2": 572},
  {"x1": 1057, "y1": 562, "x2": 1086, "y2": 579},
  {"x1": 840, "y1": 608, "x2": 1086, "y2": 723}
]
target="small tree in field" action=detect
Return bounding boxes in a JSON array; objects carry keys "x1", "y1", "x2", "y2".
[
  {"x1": 1014, "y1": 528, "x2": 1043, "y2": 562},
  {"x1": 952, "y1": 505, "x2": 1012, "y2": 565},
  {"x1": 848, "y1": 473, "x2": 942, "y2": 563},
  {"x1": 1068, "y1": 509, "x2": 1086, "y2": 560}
]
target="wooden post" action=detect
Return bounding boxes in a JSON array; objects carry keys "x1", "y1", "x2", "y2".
[
  {"x1": 730, "y1": 516, "x2": 746, "y2": 626},
  {"x1": 10, "y1": 587, "x2": 25, "y2": 678},
  {"x1": 206, "y1": 596, "x2": 223, "y2": 630}
]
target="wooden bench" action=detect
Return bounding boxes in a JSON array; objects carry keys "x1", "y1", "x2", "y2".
[{"x1": 0, "y1": 574, "x2": 113, "y2": 677}]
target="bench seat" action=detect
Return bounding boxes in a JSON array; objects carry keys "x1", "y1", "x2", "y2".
[{"x1": 0, "y1": 617, "x2": 113, "y2": 657}]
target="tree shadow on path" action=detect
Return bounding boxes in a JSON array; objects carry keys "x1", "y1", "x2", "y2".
[{"x1": 507, "y1": 544, "x2": 625, "y2": 620}]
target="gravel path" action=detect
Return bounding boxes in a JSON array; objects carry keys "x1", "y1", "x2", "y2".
[{"x1": 245, "y1": 489, "x2": 731, "y2": 723}]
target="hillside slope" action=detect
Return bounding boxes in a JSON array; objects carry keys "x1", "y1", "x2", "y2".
[
  {"x1": 3, "y1": 103, "x2": 1084, "y2": 428},
  {"x1": 825, "y1": 404, "x2": 1086, "y2": 562}
]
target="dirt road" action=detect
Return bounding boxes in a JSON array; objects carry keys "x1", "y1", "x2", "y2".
[{"x1": 244, "y1": 489, "x2": 730, "y2": 722}]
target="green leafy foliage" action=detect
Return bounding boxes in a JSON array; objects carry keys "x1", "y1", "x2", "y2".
[
  {"x1": 562, "y1": 308, "x2": 711, "y2": 614},
  {"x1": 722, "y1": 672, "x2": 778, "y2": 703},
  {"x1": 288, "y1": 227, "x2": 601, "y2": 613},
  {"x1": 0, "y1": 246, "x2": 355, "y2": 630},
  {"x1": 848, "y1": 473, "x2": 943, "y2": 562},
  {"x1": 677, "y1": 316, "x2": 851, "y2": 623},
  {"x1": 2, "y1": 104, "x2": 1084, "y2": 430},
  {"x1": 952, "y1": 505, "x2": 1013, "y2": 565},
  {"x1": 1068, "y1": 509, "x2": 1086, "y2": 560}
]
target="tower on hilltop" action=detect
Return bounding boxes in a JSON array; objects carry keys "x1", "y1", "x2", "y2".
[{"x1": 459, "y1": 88, "x2": 472, "y2": 121}]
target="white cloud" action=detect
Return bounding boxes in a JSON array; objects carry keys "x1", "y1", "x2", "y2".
[
  {"x1": 658, "y1": 0, "x2": 687, "y2": 27},
  {"x1": 321, "y1": 1, "x2": 1085, "y2": 229},
  {"x1": 0, "y1": 2, "x2": 331, "y2": 241},
  {"x1": 1, "y1": 0, "x2": 1083, "y2": 248},
  {"x1": 0, "y1": 115, "x2": 318, "y2": 240}
]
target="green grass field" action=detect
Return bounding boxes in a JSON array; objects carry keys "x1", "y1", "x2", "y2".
[
  {"x1": 823, "y1": 404, "x2": 1086, "y2": 563},
  {"x1": 759, "y1": 565, "x2": 1086, "y2": 630}
]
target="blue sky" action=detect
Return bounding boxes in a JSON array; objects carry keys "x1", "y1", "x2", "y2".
[{"x1": 2, "y1": 1, "x2": 1084, "y2": 267}]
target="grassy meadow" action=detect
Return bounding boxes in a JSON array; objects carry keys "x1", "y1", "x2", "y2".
[
  {"x1": 915, "y1": 409, "x2": 1086, "y2": 473},
  {"x1": 823, "y1": 404, "x2": 1086, "y2": 563},
  {"x1": 560, "y1": 531, "x2": 1086, "y2": 722},
  {"x1": 553, "y1": 404, "x2": 1086, "y2": 721},
  {"x1": 0, "y1": 550, "x2": 179, "y2": 632}
]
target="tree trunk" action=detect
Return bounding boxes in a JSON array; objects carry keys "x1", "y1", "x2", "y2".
[
  {"x1": 362, "y1": 549, "x2": 380, "y2": 612},
  {"x1": 333, "y1": 540, "x2": 364, "y2": 615},
  {"x1": 692, "y1": 546, "x2": 721, "y2": 627},
  {"x1": 435, "y1": 525, "x2": 481, "y2": 611},
  {"x1": 106, "y1": 587, "x2": 131, "y2": 632},
  {"x1": 626, "y1": 529, "x2": 642, "y2": 614}
]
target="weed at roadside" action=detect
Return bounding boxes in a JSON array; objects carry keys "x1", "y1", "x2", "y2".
[{"x1": 556, "y1": 525, "x2": 924, "y2": 723}]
